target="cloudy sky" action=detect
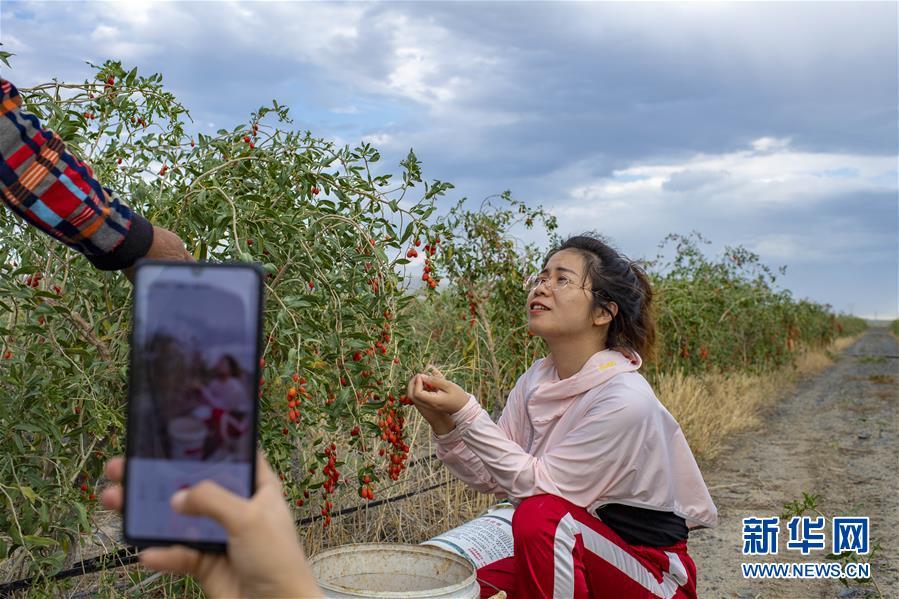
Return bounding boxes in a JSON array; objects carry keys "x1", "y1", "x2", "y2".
[{"x1": 2, "y1": 1, "x2": 897, "y2": 318}]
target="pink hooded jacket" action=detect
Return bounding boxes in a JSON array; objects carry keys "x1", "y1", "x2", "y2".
[{"x1": 434, "y1": 349, "x2": 718, "y2": 529}]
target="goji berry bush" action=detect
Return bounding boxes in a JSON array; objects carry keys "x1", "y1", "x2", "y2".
[
  {"x1": 646, "y1": 232, "x2": 866, "y2": 377},
  {"x1": 0, "y1": 60, "x2": 451, "y2": 579},
  {"x1": 0, "y1": 61, "x2": 864, "y2": 587},
  {"x1": 416, "y1": 219, "x2": 866, "y2": 410}
]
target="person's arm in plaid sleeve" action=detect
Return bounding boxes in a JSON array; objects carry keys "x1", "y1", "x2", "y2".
[{"x1": 0, "y1": 78, "x2": 191, "y2": 273}]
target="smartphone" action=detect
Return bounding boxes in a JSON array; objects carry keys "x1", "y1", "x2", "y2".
[{"x1": 123, "y1": 261, "x2": 264, "y2": 551}]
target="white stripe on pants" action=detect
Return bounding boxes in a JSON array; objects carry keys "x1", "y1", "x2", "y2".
[{"x1": 551, "y1": 513, "x2": 689, "y2": 599}]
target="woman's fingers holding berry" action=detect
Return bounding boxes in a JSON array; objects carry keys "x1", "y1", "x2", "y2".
[
  {"x1": 425, "y1": 364, "x2": 446, "y2": 379},
  {"x1": 406, "y1": 374, "x2": 419, "y2": 401},
  {"x1": 409, "y1": 378, "x2": 441, "y2": 409},
  {"x1": 420, "y1": 374, "x2": 451, "y2": 392}
]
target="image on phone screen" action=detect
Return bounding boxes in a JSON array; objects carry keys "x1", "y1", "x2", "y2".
[{"x1": 125, "y1": 263, "x2": 261, "y2": 546}]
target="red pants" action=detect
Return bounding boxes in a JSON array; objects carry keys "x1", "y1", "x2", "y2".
[{"x1": 477, "y1": 495, "x2": 697, "y2": 599}]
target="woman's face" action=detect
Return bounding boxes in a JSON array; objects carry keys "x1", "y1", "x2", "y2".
[{"x1": 526, "y1": 249, "x2": 608, "y2": 340}]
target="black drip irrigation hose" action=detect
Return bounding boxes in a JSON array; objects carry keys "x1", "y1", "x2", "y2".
[
  {"x1": 297, "y1": 479, "x2": 450, "y2": 527},
  {"x1": 0, "y1": 453, "x2": 447, "y2": 595},
  {"x1": 0, "y1": 548, "x2": 138, "y2": 597}
]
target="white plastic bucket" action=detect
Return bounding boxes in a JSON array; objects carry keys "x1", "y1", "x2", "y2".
[
  {"x1": 309, "y1": 543, "x2": 479, "y2": 599},
  {"x1": 423, "y1": 504, "x2": 515, "y2": 570}
]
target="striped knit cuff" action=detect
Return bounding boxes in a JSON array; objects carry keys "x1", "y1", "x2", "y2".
[{"x1": 85, "y1": 213, "x2": 154, "y2": 271}]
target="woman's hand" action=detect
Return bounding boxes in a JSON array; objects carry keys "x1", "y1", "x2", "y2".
[
  {"x1": 406, "y1": 365, "x2": 470, "y2": 435},
  {"x1": 406, "y1": 373, "x2": 456, "y2": 435},
  {"x1": 101, "y1": 452, "x2": 322, "y2": 598}
]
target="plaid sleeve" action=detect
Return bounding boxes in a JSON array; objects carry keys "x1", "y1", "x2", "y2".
[{"x1": 0, "y1": 78, "x2": 153, "y2": 270}]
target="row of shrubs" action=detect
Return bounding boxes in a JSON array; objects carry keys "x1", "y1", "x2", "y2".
[{"x1": 411, "y1": 207, "x2": 867, "y2": 416}]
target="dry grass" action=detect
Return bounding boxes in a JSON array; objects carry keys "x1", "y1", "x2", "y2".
[
  {"x1": 831, "y1": 335, "x2": 859, "y2": 353},
  {"x1": 654, "y1": 370, "x2": 781, "y2": 462},
  {"x1": 656, "y1": 335, "x2": 863, "y2": 462}
]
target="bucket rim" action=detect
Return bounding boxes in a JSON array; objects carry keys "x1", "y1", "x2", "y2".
[{"x1": 308, "y1": 543, "x2": 477, "y2": 599}]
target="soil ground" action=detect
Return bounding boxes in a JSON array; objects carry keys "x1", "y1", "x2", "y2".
[{"x1": 691, "y1": 328, "x2": 898, "y2": 598}]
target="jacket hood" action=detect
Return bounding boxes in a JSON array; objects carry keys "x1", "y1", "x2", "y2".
[{"x1": 532, "y1": 349, "x2": 643, "y2": 403}]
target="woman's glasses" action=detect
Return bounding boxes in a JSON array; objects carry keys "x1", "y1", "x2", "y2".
[{"x1": 523, "y1": 273, "x2": 595, "y2": 294}]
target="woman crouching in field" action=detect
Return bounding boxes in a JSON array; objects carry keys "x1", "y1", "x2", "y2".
[{"x1": 407, "y1": 234, "x2": 717, "y2": 599}]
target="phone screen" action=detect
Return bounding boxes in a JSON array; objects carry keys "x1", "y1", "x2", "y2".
[{"x1": 125, "y1": 262, "x2": 262, "y2": 547}]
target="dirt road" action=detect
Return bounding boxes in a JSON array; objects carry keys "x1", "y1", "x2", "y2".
[{"x1": 691, "y1": 328, "x2": 898, "y2": 598}]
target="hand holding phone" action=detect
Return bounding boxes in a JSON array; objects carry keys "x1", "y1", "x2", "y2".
[
  {"x1": 102, "y1": 453, "x2": 322, "y2": 598},
  {"x1": 124, "y1": 261, "x2": 264, "y2": 551}
]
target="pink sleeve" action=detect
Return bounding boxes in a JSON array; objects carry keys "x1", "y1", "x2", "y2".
[
  {"x1": 448, "y1": 389, "x2": 650, "y2": 506},
  {"x1": 432, "y1": 385, "x2": 523, "y2": 497}
]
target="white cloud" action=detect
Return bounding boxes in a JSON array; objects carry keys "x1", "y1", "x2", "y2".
[
  {"x1": 10, "y1": 2, "x2": 499, "y2": 117},
  {"x1": 100, "y1": 0, "x2": 158, "y2": 27},
  {"x1": 361, "y1": 132, "x2": 393, "y2": 147},
  {"x1": 567, "y1": 138, "x2": 895, "y2": 209},
  {"x1": 388, "y1": 45, "x2": 442, "y2": 101},
  {"x1": 89, "y1": 24, "x2": 118, "y2": 41},
  {"x1": 88, "y1": 23, "x2": 161, "y2": 60},
  {"x1": 2, "y1": 33, "x2": 30, "y2": 53},
  {"x1": 751, "y1": 137, "x2": 791, "y2": 153},
  {"x1": 752, "y1": 236, "x2": 828, "y2": 265},
  {"x1": 568, "y1": 3, "x2": 895, "y2": 78},
  {"x1": 748, "y1": 229, "x2": 894, "y2": 265},
  {"x1": 663, "y1": 169, "x2": 731, "y2": 192},
  {"x1": 546, "y1": 138, "x2": 897, "y2": 270}
]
